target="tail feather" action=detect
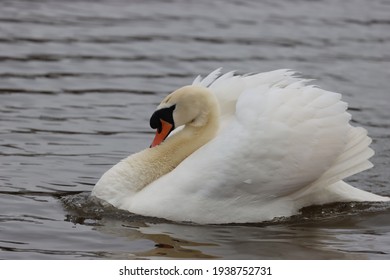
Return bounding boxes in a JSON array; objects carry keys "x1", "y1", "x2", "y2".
[
  {"x1": 308, "y1": 126, "x2": 373, "y2": 189},
  {"x1": 294, "y1": 125, "x2": 389, "y2": 202},
  {"x1": 317, "y1": 127, "x2": 374, "y2": 187}
]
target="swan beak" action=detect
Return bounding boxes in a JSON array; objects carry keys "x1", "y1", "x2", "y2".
[{"x1": 150, "y1": 119, "x2": 173, "y2": 147}]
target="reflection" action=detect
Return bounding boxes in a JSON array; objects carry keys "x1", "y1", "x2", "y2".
[
  {"x1": 131, "y1": 231, "x2": 217, "y2": 259},
  {"x1": 62, "y1": 192, "x2": 218, "y2": 259},
  {"x1": 96, "y1": 219, "x2": 218, "y2": 259}
]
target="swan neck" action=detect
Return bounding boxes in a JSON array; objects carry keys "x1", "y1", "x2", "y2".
[{"x1": 159, "y1": 106, "x2": 219, "y2": 167}]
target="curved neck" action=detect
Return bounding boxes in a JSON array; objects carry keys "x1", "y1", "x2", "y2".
[
  {"x1": 127, "y1": 101, "x2": 220, "y2": 191},
  {"x1": 93, "y1": 93, "x2": 220, "y2": 201},
  {"x1": 153, "y1": 102, "x2": 219, "y2": 168}
]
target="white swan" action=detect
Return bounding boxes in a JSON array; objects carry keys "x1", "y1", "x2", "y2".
[{"x1": 92, "y1": 69, "x2": 389, "y2": 224}]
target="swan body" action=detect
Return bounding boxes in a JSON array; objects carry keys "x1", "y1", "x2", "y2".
[{"x1": 92, "y1": 69, "x2": 389, "y2": 224}]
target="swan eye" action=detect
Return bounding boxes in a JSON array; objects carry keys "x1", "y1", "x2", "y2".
[{"x1": 150, "y1": 104, "x2": 176, "y2": 132}]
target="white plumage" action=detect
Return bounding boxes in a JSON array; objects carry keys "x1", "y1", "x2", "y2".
[{"x1": 93, "y1": 69, "x2": 389, "y2": 224}]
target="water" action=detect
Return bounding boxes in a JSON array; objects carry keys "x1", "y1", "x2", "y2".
[{"x1": 1, "y1": 0, "x2": 390, "y2": 259}]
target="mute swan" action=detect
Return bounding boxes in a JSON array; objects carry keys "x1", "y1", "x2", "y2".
[{"x1": 92, "y1": 69, "x2": 389, "y2": 224}]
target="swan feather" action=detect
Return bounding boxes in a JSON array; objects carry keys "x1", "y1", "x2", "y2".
[{"x1": 93, "y1": 69, "x2": 389, "y2": 224}]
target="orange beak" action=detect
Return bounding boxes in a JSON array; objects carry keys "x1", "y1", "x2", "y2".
[{"x1": 150, "y1": 119, "x2": 174, "y2": 147}]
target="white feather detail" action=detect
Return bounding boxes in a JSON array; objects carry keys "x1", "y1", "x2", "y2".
[{"x1": 94, "y1": 69, "x2": 389, "y2": 224}]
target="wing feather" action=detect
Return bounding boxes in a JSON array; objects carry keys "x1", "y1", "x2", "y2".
[{"x1": 130, "y1": 69, "x2": 380, "y2": 223}]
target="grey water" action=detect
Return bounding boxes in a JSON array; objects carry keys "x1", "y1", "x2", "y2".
[{"x1": 1, "y1": 0, "x2": 390, "y2": 259}]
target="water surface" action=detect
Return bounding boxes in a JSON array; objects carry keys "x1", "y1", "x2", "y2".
[{"x1": 1, "y1": 0, "x2": 390, "y2": 259}]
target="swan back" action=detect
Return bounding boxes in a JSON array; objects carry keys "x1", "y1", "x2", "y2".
[
  {"x1": 94, "y1": 69, "x2": 388, "y2": 224},
  {"x1": 129, "y1": 70, "x2": 387, "y2": 223}
]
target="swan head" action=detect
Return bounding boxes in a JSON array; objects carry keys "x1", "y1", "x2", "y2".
[{"x1": 149, "y1": 85, "x2": 218, "y2": 147}]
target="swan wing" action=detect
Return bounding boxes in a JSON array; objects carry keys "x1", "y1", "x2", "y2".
[{"x1": 129, "y1": 70, "x2": 379, "y2": 223}]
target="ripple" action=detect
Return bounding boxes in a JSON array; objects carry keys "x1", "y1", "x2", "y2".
[
  {"x1": 1, "y1": 0, "x2": 390, "y2": 260},
  {"x1": 61, "y1": 192, "x2": 171, "y2": 224},
  {"x1": 344, "y1": 19, "x2": 390, "y2": 26},
  {"x1": 60, "y1": 192, "x2": 390, "y2": 227}
]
